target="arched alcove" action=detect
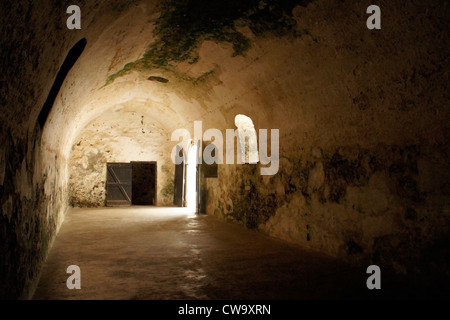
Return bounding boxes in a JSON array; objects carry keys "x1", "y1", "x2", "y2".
[{"x1": 234, "y1": 114, "x2": 259, "y2": 164}]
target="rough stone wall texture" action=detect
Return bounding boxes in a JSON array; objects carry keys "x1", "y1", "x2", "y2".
[
  {"x1": 0, "y1": 0, "x2": 132, "y2": 300},
  {"x1": 208, "y1": 145, "x2": 450, "y2": 277},
  {"x1": 68, "y1": 105, "x2": 174, "y2": 207},
  {"x1": 0, "y1": 0, "x2": 78, "y2": 299},
  {"x1": 204, "y1": 0, "x2": 450, "y2": 282},
  {"x1": 1, "y1": 0, "x2": 449, "y2": 299}
]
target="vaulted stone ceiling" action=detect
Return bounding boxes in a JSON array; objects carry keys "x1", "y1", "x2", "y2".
[{"x1": 1, "y1": 0, "x2": 449, "y2": 299}]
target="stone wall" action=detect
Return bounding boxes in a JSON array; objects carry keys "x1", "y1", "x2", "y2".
[
  {"x1": 68, "y1": 105, "x2": 174, "y2": 207},
  {"x1": 207, "y1": 144, "x2": 450, "y2": 278},
  {"x1": 203, "y1": 0, "x2": 450, "y2": 281},
  {"x1": 0, "y1": 0, "x2": 80, "y2": 299},
  {"x1": 0, "y1": 0, "x2": 129, "y2": 300},
  {"x1": 1, "y1": 0, "x2": 448, "y2": 299}
]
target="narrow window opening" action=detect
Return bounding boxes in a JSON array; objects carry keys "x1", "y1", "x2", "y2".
[
  {"x1": 38, "y1": 38, "x2": 87, "y2": 129},
  {"x1": 235, "y1": 114, "x2": 259, "y2": 164},
  {"x1": 186, "y1": 143, "x2": 198, "y2": 212}
]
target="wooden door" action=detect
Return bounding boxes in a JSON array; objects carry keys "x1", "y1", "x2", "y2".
[
  {"x1": 173, "y1": 146, "x2": 185, "y2": 207},
  {"x1": 132, "y1": 161, "x2": 157, "y2": 205},
  {"x1": 106, "y1": 163, "x2": 132, "y2": 206},
  {"x1": 197, "y1": 161, "x2": 203, "y2": 213}
]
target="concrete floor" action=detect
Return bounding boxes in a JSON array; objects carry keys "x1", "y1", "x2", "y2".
[{"x1": 33, "y1": 207, "x2": 374, "y2": 300}]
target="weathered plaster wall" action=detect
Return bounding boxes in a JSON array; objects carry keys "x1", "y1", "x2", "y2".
[
  {"x1": 208, "y1": 145, "x2": 450, "y2": 276},
  {"x1": 68, "y1": 104, "x2": 174, "y2": 207},
  {"x1": 0, "y1": 0, "x2": 156, "y2": 299},
  {"x1": 1, "y1": 0, "x2": 448, "y2": 299},
  {"x1": 0, "y1": 0, "x2": 82, "y2": 299},
  {"x1": 203, "y1": 0, "x2": 450, "y2": 281}
]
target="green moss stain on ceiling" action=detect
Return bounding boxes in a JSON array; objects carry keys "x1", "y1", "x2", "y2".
[{"x1": 106, "y1": 0, "x2": 313, "y2": 85}]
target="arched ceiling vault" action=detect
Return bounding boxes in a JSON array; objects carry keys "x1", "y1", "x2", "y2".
[
  {"x1": 39, "y1": 0, "x2": 446, "y2": 167},
  {"x1": 41, "y1": 0, "x2": 317, "y2": 163}
]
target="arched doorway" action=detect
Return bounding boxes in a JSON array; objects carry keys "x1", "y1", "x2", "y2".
[
  {"x1": 186, "y1": 143, "x2": 198, "y2": 212},
  {"x1": 235, "y1": 114, "x2": 259, "y2": 164}
]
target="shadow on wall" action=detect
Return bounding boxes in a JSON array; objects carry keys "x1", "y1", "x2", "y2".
[
  {"x1": 207, "y1": 143, "x2": 450, "y2": 285},
  {"x1": 38, "y1": 38, "x2": 87, "y2": 129},
  {"x1": 0, "y1": 38, "x2": 87, "y2": 299}
]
